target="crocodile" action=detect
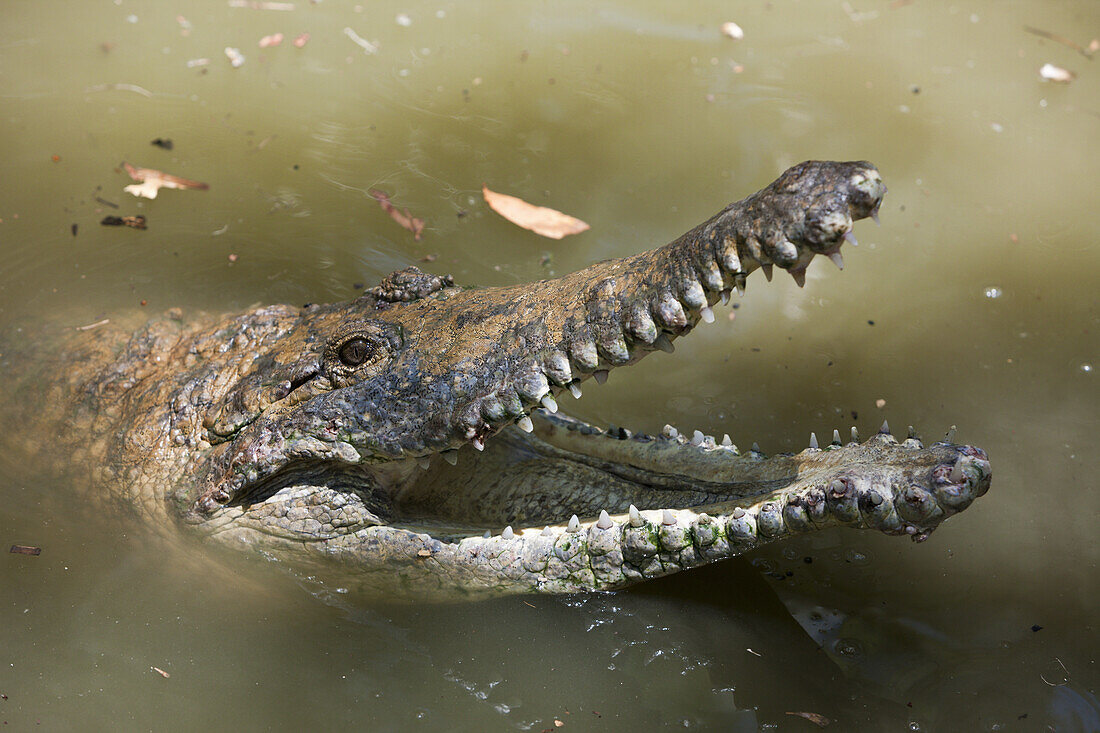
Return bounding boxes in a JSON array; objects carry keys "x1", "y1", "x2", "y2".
[{"x1": 15, "y1": 161, "x2": 990, "y2": 599}]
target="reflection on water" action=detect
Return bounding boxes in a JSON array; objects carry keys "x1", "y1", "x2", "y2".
[{"x1": 1, "y1": 0, "x2": 1097, "y2": 729}]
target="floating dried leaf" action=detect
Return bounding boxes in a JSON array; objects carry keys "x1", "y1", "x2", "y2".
[
  {"x1": 150, "y1": 138, "x2": 173, "y2": 150},
  {"x1": 370, "y1": 189, "x2": 425, "y2": 240},
  {"x1": 1039, "y1": 63, "x2": 1076, "y2": 83},
  {"x1": 721, "y1": 22, "x2": 744, "y2": 40},
  {"x1": 786, "y1": 711, "x2": 831, "y2": 727},
  {"x1": 482, "y1": 186, "x2": 589, "y2": 239},
  {"x1": 10, "y1": 544, "x2": 41, "y2": 556},
  {"x1": 101, "y1": 215, "x2": 148, "y2": 230},
  {"x1": 123, "y1": 162, "x2": 208, "y2": 199}
]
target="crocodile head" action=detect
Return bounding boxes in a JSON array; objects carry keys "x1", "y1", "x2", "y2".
[{"x1": 178, "y1": 161, "x2": 990, "y2": 598}]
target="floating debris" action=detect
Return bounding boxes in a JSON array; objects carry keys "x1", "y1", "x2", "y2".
[
  {"x1": 1038, "y1": 63, "x2": 1076, "y2": 83},
  {"x1": 720, "y1": 21, "x2": 744, "y2": 40},
  {"x1": 122, "y1": 163, "x2": 208, "y2": 199},
  {"x1": 101, "y1": 215, "x2": 148, "y2": 229},
  {"x1": 370, "y1": 189, "x2": 425, "y2": 240},
  {"x1": 10, "y1": 544, "x2": 41, "y2": 556},
  {"x1": 225, "y1": 46, "x2": 246, "y2": 68},
  {"x1": 482, "y1": 186, "x2": 589, "y2": 240}
]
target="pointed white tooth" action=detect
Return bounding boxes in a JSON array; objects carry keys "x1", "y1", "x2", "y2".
[
  {"x1": 851, "y1": 426, "x2": 860, "y2": 442},
  {"x1": 699, "y1": 306, "x2": 715, "y2": 323},
  {"x1": 417, "y1": 456, "x2": 431, "y2": 470},
  {"x1": 762, "y1": 263, "x2": 773, "y2": 281},
  {"x1": 720, "y1": 289, "x2": 731, "y2": 305},
  {"x1": 691, "y1": 430, "x2": 705, "y2": 446},
  {"x1": 828, "y1": 252, "x2": 844, "y2": 270},
  {"x1": 593, "y1": 370, "x2": 609, "y2": 384},
  {"x1": 517, "y1": 415, "x2": 534, "y2": 433},
  {"x1": 542, "y1": 525, "x2": 553, "y2": 536},
  {"x1": 464, "y1": 426, "x2": 477, "y2": 439},
  {"x1": 735, "y1": 275, "x2": 746, "y2": 296},
  {"x1": 721, "y1": 433, "x2": 733, "y2": 447},
  {"x1": 540, "y1": 395, "x2": 558, "y2": 413},
  {"x1": 472, "y1": 438, "x2": 485, "y2": 451},
  {"x1": 790, "y1": 269, "x2": 806, "y2": 288},
  {"x1": 483, "y1": 530, "x2": 491, "y2": 538},
  {"x1": 654, "y1": 334, "x2": 675, "y2": 353},
  {"x1": 880, "y1": 419, "x2": 891, "y2": 434},
  {"x1": 568, "y1": 383, "x2": 582, "y2": 399},
  {"x1": 809, "y1": 432, "x2": 819, "y2": 450},
  {"x1": 871, "y1": 206, "x2": 881, "y2": 225},
  {"x1": 443, "y1": 451, "x2": 458, "y2": 465},
  {"x1": 597, "y1": 510, "x2": 613, "y2": 529},
  {"x1": 662, "y1": 509, "x2": 677, "y2": 526},
  {"x1": 663, "y1": 424, "x2": 679, "y2": 438},
  {"x1": 751, "y1": 442, "x2": 761, "y2": 453},
  {"x1": 945, "y1": 425, "x2": 957, "y2": 443},
  {"x1": 629, "y1": 504, "x2": 643, "y2": 527},
  {"x1": 567, "y1": 514, "x2": 581, "y2": 532},
  {"x1": 949, "y1": 460, "x2": 966, "y2": 483},
  {"x1": 501, "y1": 525, "x2": 514, "y2": 540},
  {"x1": 844, "y1": 231, "x2": 859, "y2": 247}
]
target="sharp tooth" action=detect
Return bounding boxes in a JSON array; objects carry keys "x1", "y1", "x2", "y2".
[
  {"x1": 832, "y1": 429, "x2": 842, "y2": 445},
  {"x1": 844, "y1": 231, "x2": 859, "y2": 247},
  {"x1": 699, "y1": 306, "x2": 715, "y2": 323},
  {"x1": 751, "y1": 442, "x2": 762, "y2": 454},
  {"x1": 663, "y1": 424, "x2": 679, "y2": 439},
  {"x1": 879, "y1": 419, "x2": 891, "y2": 435},
  {"x1": 735, "y1": 274, "x2": 746, "y2": 296},
  {"x1": 720, "y1": 289, "x2": 731, "y2": 305},
  {"x1": 809, "y1": 432, "x2": 819, "y2": 450},
  {"x1": 945, "y1": 425, "x2": 957, "y2": 443},
  {"x1": 654, "y1": 333, "x2": 675, "y2": 353},
  {"x1": 541, "y1": 395, "x2": 558, "y2": 413},
  {"x1": 472, "y1": 438, "x2": 485, "y2": 451},
  {"x1": 828, "y1": 252, "x2": 844, "y2": 270},
  {"x1": 907, "y1": 425, "x2": 918, "y2": 439},
  {"x1": 762, "y1": 263, "x2": 773, "y2": 281},
  {"x1": 949, "y1": 459, "x2": 967, "y2": 483},
  {"x1": 443, "y1": 451, "x2": 458, "y2": 465},
  {"x1": 871, "y1": 206, "x2": 881, "y2": 225},
  {"x1": 501, "y1": 526, "x2": 514, "y2": 540},
  {"x1": 593, "y1": 370, "x2": 609, "y2": 384},
  {"x1": 517, "y1": 416, "x2": 534, "y2": 433},
  {"x1": 483, "y1": 530, "x2": 491, "y2": 538},
  {"x1": 790, "y1": 269, "x2": 806, "y2": 288},
  {"x1": 691, "y1": 430, "x2": 705, "y2": 446},
  {"x1": 542, "y1": 525, "x2": 553, "y2": 536},
  {"x1": 567, "y1": 514, "x2": 581, "y2": 532},
  {"x1": 721, "y1": 433, "x2": 733, "y2": 447},
  {"x1": 629, "y1": 504, "x2": 644, "y2": 527},
  {"x1": 597, "y1": 510, "x2": 613, "y2": 529},
  {"x1": 417, "y1": 456, "x2": 430, "y2": 470},
  {"x1": 662, "y1": 509, "x2": 677, "y2": 526},
  {"x1": 851, "y1": 426, "x2": 860, "y2": 442},
  {"x1": 568, "y1": 383, "x2": 582, "y2": 399}
]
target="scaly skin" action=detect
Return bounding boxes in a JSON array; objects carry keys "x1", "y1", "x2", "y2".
[{"x1": 18, "y1": 161, "x2": 990, "y2": 599}]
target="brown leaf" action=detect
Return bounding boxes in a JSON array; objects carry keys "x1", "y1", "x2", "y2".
[
  {"x1": 101, "y1": 215, "x2": 148, "y2": 230},
  {"x1": 786, "y1": 711, "x2": 831, "y2": 727},
  {"x1": 369, "y1": 189, "x2": 425, "y2": 240},
  {"x1": 123, "y1": 163, "x2": 208, "y2": 199},
  {"x1": 482, "y1": 186, "x2": 589, "y2": 240},
  {"x1": 10, "y1": 544, "x2": 41, "y2": 555}
]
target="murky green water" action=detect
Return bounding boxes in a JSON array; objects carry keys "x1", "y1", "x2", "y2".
[{"x1": 1, "y1": 0, "x2": 1097, "y2": 729}]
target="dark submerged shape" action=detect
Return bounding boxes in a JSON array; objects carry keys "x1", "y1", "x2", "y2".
[{"x1": 25, "y1": 161, "x2": 991, "y2": 599}]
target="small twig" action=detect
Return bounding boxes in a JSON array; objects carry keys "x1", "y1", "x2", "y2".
[
  {"x1": 95, "y1": 195, "x2": 119, "y2": 209},
  {"x1": 1024, "y1": 26, "x2": 1095, "y2": 59},
  {"x1": 85, "y1": 83, "x2": 154, "y2": 97},
  {"x1": 75, "y1": 318, "x2": 110, "y2": 331}
]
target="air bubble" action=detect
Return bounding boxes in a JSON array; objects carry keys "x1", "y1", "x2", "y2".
[{"x1": 983, "y1": 286, "x2": 1002, "y2": 299}]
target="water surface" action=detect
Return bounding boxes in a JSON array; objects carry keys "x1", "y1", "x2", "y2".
[{"x1": 1, "y1": 0, "x2": 1097, "y2": 729}]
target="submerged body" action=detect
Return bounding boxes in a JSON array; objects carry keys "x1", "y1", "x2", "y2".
[{"x1": 12, "y1": 161, "x2": 990, "y2": 599}]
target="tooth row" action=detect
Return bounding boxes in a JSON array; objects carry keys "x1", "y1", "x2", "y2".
[
  {"x1": 452, "y1": 174, "x2": 871, "y2": 454},
  {"x1": 458, "y1": 452, "x2": 983, "y2": 585}
]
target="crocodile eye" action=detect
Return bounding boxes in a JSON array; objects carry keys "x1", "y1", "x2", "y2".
[{"x1": 338, "y1": 337, "x2": 373, "y2": 366}]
